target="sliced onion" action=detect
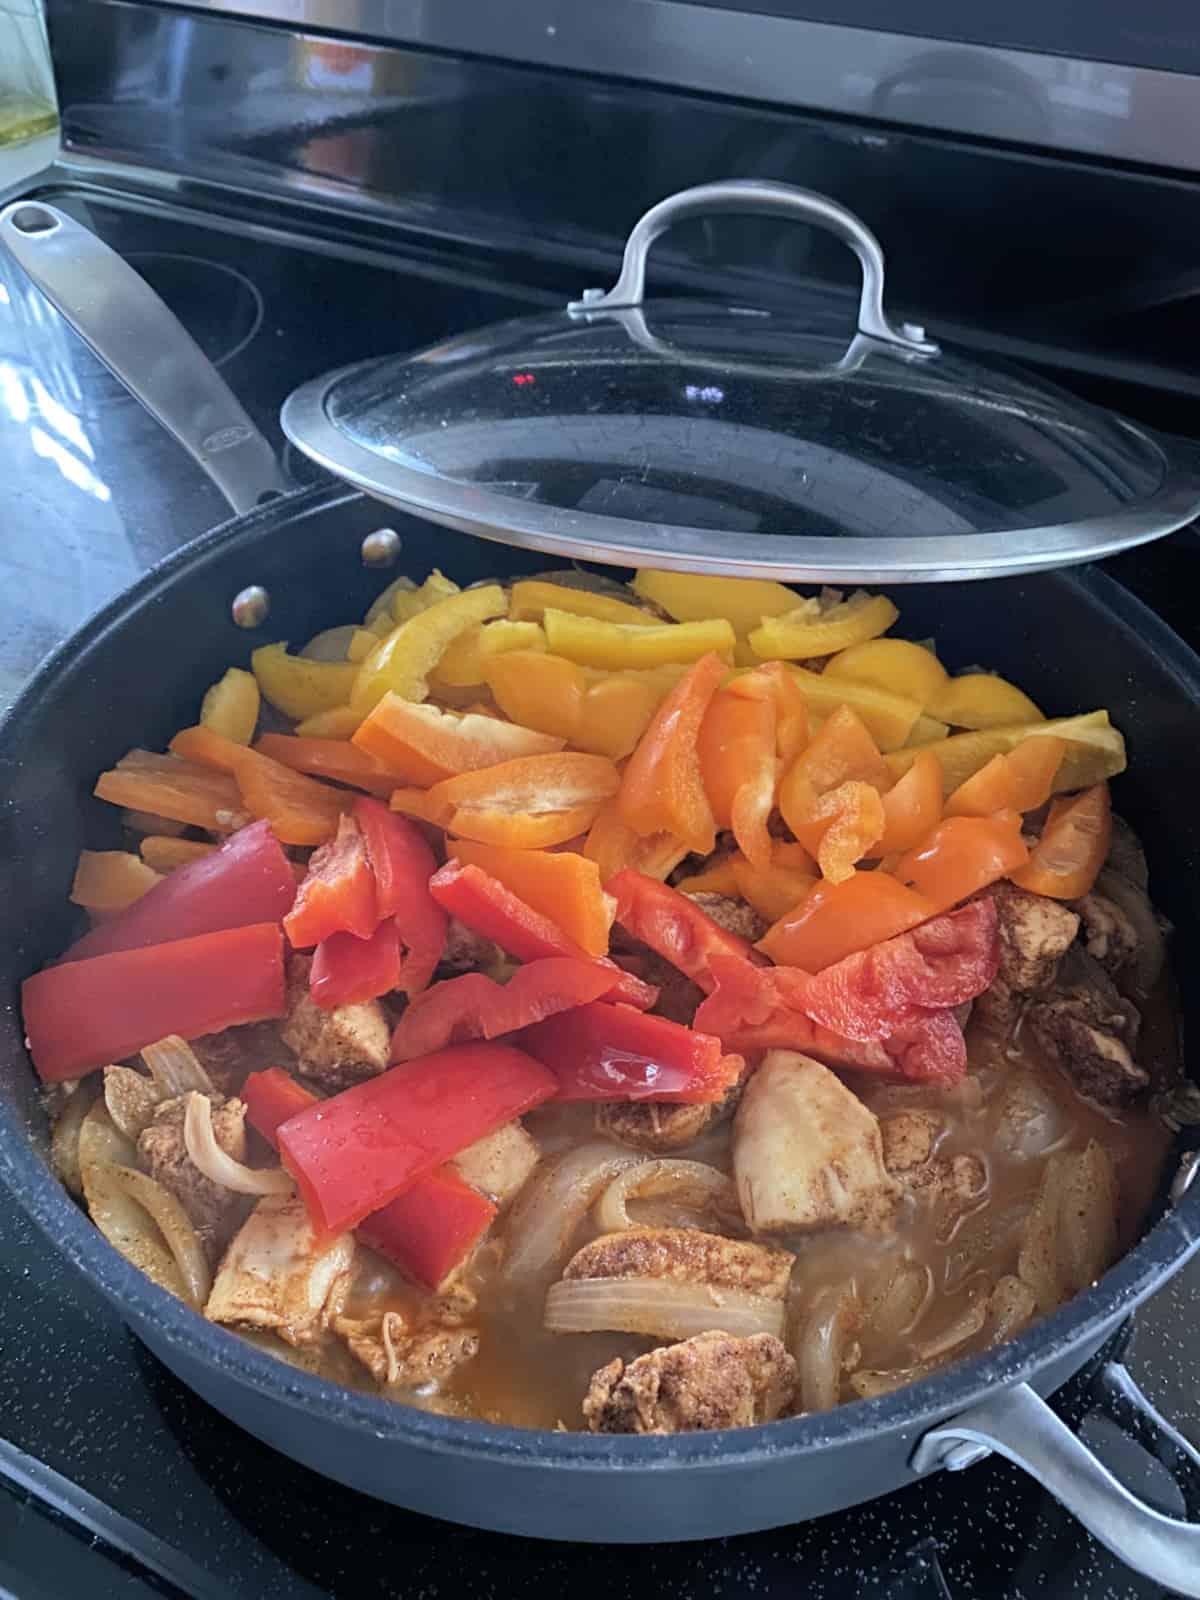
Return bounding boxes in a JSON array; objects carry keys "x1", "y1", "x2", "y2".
[
  {"x1": 79, "y1": 1104, "x2": 190, "y2": 1301},
  {"x1": 183, "y1": 1092, "x2": 293, "y2": 1195},
  {"x1": 141, "y1": 1036, "x2": 215, "y2": 1098},
  {"x1": 104, "y1": 1065, "x2": 164, "y2": 1141},
  {"x1": 112, "y1": 1165, "x2": 212, "y2": 1307},
  {"x1": 849, "y1": 1361, "x2": 938, "y2": 1401},
  {"x1": 50, "y1": 1079, "x2": 99, "y2": 1198},
  {"x1": 1056, "y1": 1141, "x2": 1118, "y2": 1296},
  {"x1": 502, "y1": 1142, "x2": 642, "y2": 1283},
  {"x1": 863, "y1": 1261, "x2": 933, "y2": 1347},
  {"x1": 301, "y1": 625, "x2": 362, "y2": 662},
  {"x1": 915, "y1": 1287, "x2": 988, "y2": 1362},
  {"x1": 986, "y1": 1275, "x2": 1036, "y2": 1346},
  {"x1": 544, "y1": 1277, "x2": 785, "y2": 1341},
  {"x1": 593, "y1": 1160, "x2": 739, "y2": 1234},
  {"x1": 793, "y1": 1283, "x2": 860, "y2": 1413}
]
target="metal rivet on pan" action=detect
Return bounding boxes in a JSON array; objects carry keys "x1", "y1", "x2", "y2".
[
  {"x1": 361, "y1": 528, "x2": 402, "y2": 567},
  {"x1": 1170, "y1": 1152, "x2": 1198, "y2": 1206},
  {"x1": 231, "y1": 585, "x2": 270, "y2": 628}
]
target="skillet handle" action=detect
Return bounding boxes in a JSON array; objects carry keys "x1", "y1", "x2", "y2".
[
  {"x1": 912, "y1": 1369, "x2": 1200, "y2": 1597},
  {"x1": 0, "y1": 200, "x2": 290, "y2": 517}
]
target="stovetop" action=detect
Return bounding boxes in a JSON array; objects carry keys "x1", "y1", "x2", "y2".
[{"x1": 1, "y1": 180, "x2": 1198, "y2": 1600}]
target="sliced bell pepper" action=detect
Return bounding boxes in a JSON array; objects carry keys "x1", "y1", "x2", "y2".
[
  {"x1": 169, "y1": 723, "x2": 245, "y2": 772},
  {"x1": 618, "y1": 652, "x2": 725, "y2": 854},
  {"x1": 520, "y1": 1002, "x2": 743, "y2": 1104},
  {"x1": 509, "y1": 579, "x2": 656, "y2": 628},
  {"x1": 631, "y1": 570, "x2": 799, "y2": 634},
  {"x1": 63, "y1": 819, "x2": 296, "y2": 964},
  {"x1": 927, "y1": 672, "x2": 1044, "y2": 729},
  {"x1": 543, "y1": 609, "x2": 735, "y2": 671},
  {"x1": 908, "y1": 714, "x2": 950, "y2": 745},
  {"x1": 354, "y1": 797, "x2": 446, "y2": 996},
  {"x1": 448, "y1": 840, "x2": 612, "y2": 957},
  {"x1": 785, "y1": 779, "x2": 885, "y2": 884},
  {"x1": 243, "y1": 1065, "x2": 320, "y2": 1145},
  {"x1": 608, "y1": 869, "x2": 765, "y2": 993},
  {"x1": 877, "y1": 750, "x2": 943, "y2": 854},
  {"x1": 432, "y1": 619, "x2": 546, "y2": 689},
  {"x1": 351, "y1": 584, "x2": 507, "y2": 715},
  {"x1": 728, "y1": 660, "x2": 810, "y2": 764},
  {"x1": 94, "y1": 751, "x2": 246, "y2": 833},
  {"x1": 352, "y1": 693, "x2": 564, "y2": 786},
  {"x1": 757, "y1": 869, "x2": 935, "y2": 971},
  {"x1": 253, "y1": 733, "x2": 398, "y2": 796},
  {"x1": 749, "y1": 591, "x2": 899, "y2": 661},
  {"x1": 582, "y1": 802, "x2": 690, "y2": 885},
  {"x1": 24, "y1": 922, "x2": 286, "y2": 1082},
  {"x1": 285, "y1": 814, "x2": 378, "y2": 947},
  {"x1": 386, "y1": 570, "x2": 460, "y2": 628},
  {"x1": 698, "y1": 686, "x2": 776, "y2": 867},
  {"x1": 482, "y1": 651, "x2": 681, "y2": 762},
  {"x1": 780, "y1": 704, "x2": 890, "y2": 805},
  {"x1": 438, "y1": 802, "x2": 607, "y2": 849},
  {"x1": 70, "y1": 851, "x2": 162, "y2": 913},
  {"x1": 892, "y1": 814, "x2": 1029, "y2": 914},
  {"x1": 945, "y1": 736, "x2": 1065, "y2": 818},
  {"x1": 781, "y1": 665, "x2": 921, "y2": 751},
  {"x1": 138, "y1": 836, "x2": 216, "y2": 873},
  {"x1": 393, "y1": 752, "x2": 620, "y2": 850},
  {"x1": 674, "y1": 854, "x2": 742, "y2": 898},
  {"x1": 252, "y1": 643, "x2": 360, "y2": 721},
  {"x1": 294, "y1": 706, "x2": 364, "y2": 740},
  {"x1": 311, "y1": 921, "x2": 403, "y2": 1008},
  {"x1": 885, "y1": 710, "x2": 1126, "y2": 797},
  {"x1": 200, "y1": 667, "x2": 260, "y2": 744},
  {"x1": 1012, "y1": 783, "x2": 1111, "y2": 899},
  {"x1": 277, "y1": 1041, "x2": 557, "y2": 1234},
  {"x1": 731, "y1": 842, "x2": 816, "y2": 924},
  {"x1": 173, "y1": 724, "x2": 353, "y2": 846},
  {"x1": 390, "y1": 957, "x2": 625, "y2": 1062},
  {"x1": 822, "y1": 638, "x2": 948, "y2": 708}
]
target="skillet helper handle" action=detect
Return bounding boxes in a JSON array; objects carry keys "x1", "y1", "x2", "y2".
[
  {"x1": 912, "y1": 1370, "x2": 1200, "y2": 1597},
  {"x1": 568, "y1": 178, "x2": 937, "y2": 355},
  {"x1": 0, "y1": 200, "x2": 289, "y2": 517}
]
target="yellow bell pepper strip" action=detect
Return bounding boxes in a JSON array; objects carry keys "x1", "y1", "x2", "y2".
[
  {"x1": 946, "y1": 736, "x2": 1065, "y2": 818},
  {"x1": 823, "y1": 637, "x2": 948, "y2": 708},
  {"x1": 779, "y1": 704, "x2": 889, "y2": 825},
  {"x1": 448, "y1": 840, "x2": 614, "y2": 956},
  {"x1": 780, "y1": 664, "x2": 921, "y2": 751},
  {"x1": 509, "y1": 579, "x2": 657, "y2": 628},
  {"x1": 632, "y1": 569, "x2": 799, "y2": 634},
  {"x1": 907, "y1": 714, "x2": 950, "y2": 745},
  {"x1": 388, "y1": 569, "x2": 460, "y2": 626},
  {"x1": 294, "y1": 705, "x2": 363, "y2": 739},
  {"x1": 352, "y1": 694, "x2": 565, "y2": 786},
  {"x1": 94, "y1": 751, "x2": 248, "y2": 833},
  {"x1": 1012, "y1": 784, "x2": 1111, "y2": 900},
  {"x1": 173, "y1": 725, "x2": 352, "y2": 846},
  {"x1": 673, "y1": 854, "x2": 742, "y2": 898},
  {"x1": 748, "y1": 591, "x2": 899, "y2": 661},
  {"x1": 787, "y1": 779, "x2": 886, "y2": 884},
  {"x1": 927, "y1": 672, "x2": 1044, "y2": 729},
  {"x1": 431, "y1": 619, "x2": 546, "y2": 691},
  {"x1": 199, "y1": 667, "x2": 260, "y2": 744},
  {"x1": 892, "y1": 814, "x2": 1029, "y2": 914},
  {"x1": 542, "y1": 608, "x2": 735, "y2": 671},
  {"x1": 757, "y1": 869, "x2": 935, "y2": 971},
  {"x1": 351, "y1": 584, "x2": 507, "y2": 714},
  {"x1": 482, "y1": 652, "x2": 682, "y2": 761},
  {"x1": 731, "y1": 843, "x2": 817, "y2": 923},
  {"x1": 884, "y1": 710, "x2": 1125, "y2": 797},
  {"x1": 618, "y1": 652, "x2": 725, "y2": 855},
  {"x1": 71, "y1": 851, "x2": 163, "y2": 912},
  {"x1": 697, "y1": 686, "x2": 776, "y2": 867},
  {"x1": 876, "y1": 750, "x2": 944, "y2": 854},
  {"x1": 346, "y1": 628, "x2": 378, "y2": 663},
  {"x1": 139, "y1": 836, "x2": 217, "y2": 872},
  {"x1": 252, "y1": 643, "x2": 360, "y2": 721},
  {"x1": 582, "y1": 803, "x2": 690, "y2": 885}
]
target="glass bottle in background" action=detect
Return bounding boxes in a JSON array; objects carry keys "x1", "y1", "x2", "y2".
[{"x1": 0, "y1": 0, "x2": 57, "y2": 147}]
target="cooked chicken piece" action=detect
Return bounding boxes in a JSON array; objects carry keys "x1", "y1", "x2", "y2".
[
  {"x1": 734, "y1": 1051, "x2": 900, "y2": 1235},
  {"x1": 451, "y1": 1121, "x2": 540, "y2": 1207},
  {"x1": 282, "y1": 955, "x2": 390, "y2": 1091},
  {"x1": 1028, "y1": 949, "x2": 1146, "y2": 1107},
  {"x1": 616, "y1": 949, "x2": 704, "y2": 1026},
  {"x1": 205, "y1": 1192, "x2": 355, "y2": 1346},
  {"x1": 339, "y1": 1311, "x2": 480, "y2": 1390},
  {"x1": 583, "y1": 1330, "x2": 795, "y2": 1434},
  {"x1": 594, "y1": 1099, "x2": 718, "y2": 1154},
  {"x1": 880, "y1": 1111, "x2": 985, "y2": 1226},
  {"x1": 973, "y1": 883, "x2": 1080, "y2": 1031},
  {"x1": 682, "y1": 892, "x2": 768, "y2": 944},
  {"x1": 190, "y1": 1022, "x2": 294, "y2": 1097},
  {"x1": 879, "y1": 1110, "x2": 942, "y2": 1174},
  {"x1": 563, "y1": 1226, "x2": 793, "y2": 1298},
  {"x1": 1073, "y1": 889, "x2": 1139, "y2": 979},
  {"x1": 137, "y1": 1093, "x2": 251, "y2": 1260},
  {"x1": 1106, "y1": 814, "x2": 1150, "y2": 890},
  {"x1": 440, "y1": 917, "x2": 504, "y2": 974},
  {"x1": 1073, "y1": 869, "x2": 1167, "y2": 998}
]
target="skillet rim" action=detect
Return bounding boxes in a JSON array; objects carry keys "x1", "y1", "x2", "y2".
[{"x1": 1, "y1": 482, "x2": 1197, "y2": 1471}]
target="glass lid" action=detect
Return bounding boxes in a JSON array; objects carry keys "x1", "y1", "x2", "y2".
[{"x1": 281, "y1": 181, "x2": 1200, "y2": 581}]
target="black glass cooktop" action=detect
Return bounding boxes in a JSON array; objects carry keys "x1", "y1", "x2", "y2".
[{"x1": 0, "y1": 184, "x2": 1198, "y2": 1600}]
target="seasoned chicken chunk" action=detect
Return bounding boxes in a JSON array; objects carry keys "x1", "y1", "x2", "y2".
[
  {"x1": 880, "y1": 1111, "x2": 985, "y2": 1226},
  {"x1": 594, "y1": 1098, "x2": 718, "y2": 1154},
  {"x1": 282, "y1": 955, "x2": 390, "y2": 1091},
  {"x1": 682, "y1": 892, "x2": 768, "y2": 944},
  {"x1": 879, "y1": 1110, "x2": 941, "y2": 1174},
  {"x1": 440, "y1": 917, "x2": 503, "y2": 974},
  {"x1": 137, "y1": 1094, "x2": 251, "y2": 1260},
  {"x1": 974, "y1": 883, "x2": 1080, "y2": 1032},
  {"x1": 190, "y1": 1022, "x2": 294, "y2": 1097},
  {"x1": 734, "y1": 1051, "x2": 900, "y2": 1234},
  {"x1": 339, "y1": 1311, "x2": 480, "y2": 1390},
  {"x1": 1029, "y1": 983, "x2": 1146, "y2": 1106},
  {"x1": 205, "y1": 1193, "x2": 355, "y2": 1346},
  {"x1": 1073, "y1": 869, "x2": 1167, "y2": 998},
  {"x1": 562, "y1": 1226, "x2": 793, "y2": 1298},
  {"x1": 583, "y1": 1331, "x2": 795, "y2": 1434},
  {"x1": 451, "y1": 1121, "x2": 539, "y2": 1207}
]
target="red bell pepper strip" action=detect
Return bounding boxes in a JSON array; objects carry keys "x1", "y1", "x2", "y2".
[
  {"x1": 390, "y1": 957, "x2": 630, "y2": 1063},
  {"x1": 607, "y1": 869, "x2": 765, "y2": 994},
  {"x1": 310, "y1": 920, "x2": 403, "y2": 1009},
  {"x1": 23, "y1": 922, "x2": 287, "y2": 1083},
  {"x1": 428, "y1": 861, "x2": 657, "y2": 1010},
  {"x1": 354, "y1": 797, "x2": 447, "y2": 996},
  {"x1": 62, "y1": 819, "x2": 295, "y2": 964},
  {"x1": 277, "y1": 1041, "x2": 556, "y2": 1234},
  {"x1": 520, "y1": 1002, "x2": 743, "y2": 1104},
  {"x1": 284, "y1": 813, "x2": 378, "y2": 948},
  {"x1": 244, "y1": 1068, "x2": 496, "y2": 1289}
]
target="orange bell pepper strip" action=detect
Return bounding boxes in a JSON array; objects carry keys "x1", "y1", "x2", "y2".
[
  {"x1": 618, "y1": 652, "x2": 725, "y2": 854},
  {"x1": 169, "y1": 723, "x2": 244, "y2": 773},
  {"x1": 757, "y1": 869, "x2": 935, "y2": 971},
  {"x1": 351, "y1": 692, "x2": 565, "y2": 786},
  {"x1": 786, "y1": 779, "x2": 886, "y2": 884},
  {"x1": 892, "y1": 814, "x2": 1030, "y2": 914},
  {"x1": 778, "y1": 704, "x2": 889, "y2": 833},
  {"x1": 945, "y1": 736, "x2": 1065, "y2": 818},
  {"x1": 392, "y1": 752, "x2": 620, "y2": 850},
  {"x1": 582, "y1": 802, "x2": 690, "y2": 885},
  {"x1": 876, "y1": 749, "x2": 944, "y2": 854},
  {"x1": 172, "y1": 725, "x2": 351, "y2": 846},
  {"x1": 95, "y1": 751, "x2": 247, "y2": 832},
  {"x1": 254, "y1": 733, "x2": 399, "y2": 797},
  {"x1": 731, "y1": 844, "x2": 817, "y2": 924},
  {"x1": 731, "y1": 661, "x2": 810, "y2": 764},
  {"x1": 482, "y1": 650, "x2": 680, "y2": 761},
  {"x1": 449, "y1": 840, "x2": 614, "y2": 957},
  {"x1": 697, "y1": 686, "x2": 776, "y2": 867},
  {"x1": 673, "y1": 854, "x2": 742, "y2": 897},
  {"x1": 1011, "y1": 783, "x2": 1111, "y2": 899},
  {"x1": 70, "y1": 851, "x2": 162, "y2": 912},
  {"x1": 139, "y1": 836, "x2": 217, "y2": 872}
]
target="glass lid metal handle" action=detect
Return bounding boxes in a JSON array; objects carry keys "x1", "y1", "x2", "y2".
[{"x1": 568, "y1": 179, "x2": 938, "y2": 356}]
